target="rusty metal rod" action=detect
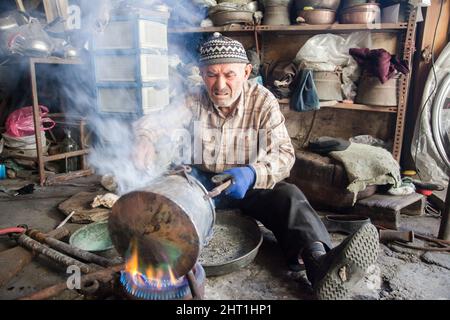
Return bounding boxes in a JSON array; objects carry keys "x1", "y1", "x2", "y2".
[
  {"x1": 0, "y1": 227, "x2": 70, "y2": 288},
  {"x1": 17, "y1": 234, "x2": 92, "y2": 273},
  {"x1": 375, "y1": 224, "x2": 450, "y2": 251},
  {"x1": 416, "y1": 233, "x2": 450, "y2": 246},
  {"x1": 392, "y1": 242, "x2": 450, "y2": 252},
  {"x1": 379, "y1": 229, "x2": 415, "y2": 243},
  {"x1": 27, "y1": 229, "x2": 120, "y2": 268},
  {"x1": 18, "y1": 264, "x2": 124, "y2": 300},
  {"x1": 186, "y1": 270, "x2": 202, "y2": 300},
  {"x1": 376, "y1": 224, "x2": 450, "y2": 246}
]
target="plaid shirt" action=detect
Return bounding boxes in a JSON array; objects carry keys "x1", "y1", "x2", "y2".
[{"x1": 187, "y1": 81, "x2": 295, "y2": 189}]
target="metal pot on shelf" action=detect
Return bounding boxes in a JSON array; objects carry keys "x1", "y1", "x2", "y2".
[
  {"x1": 341, "y1": 0, "x2": 372, "y2": 10},
  {"x1": 355, "y1": 73, "x2": 399, "y2": 106},
  {"x1": 263, "y1": 2, "x2": 291, "y2": 25},
  {"x1": 208, "y1": 3, "x2": 255, "y2": 26},
  {"x1": 209, "y1": 10, "x2": 255, "y2": 26},
  {"x1": 294, "y1": 0, "x2": 341, "y2": 11},
  {"x1": 0, "y1": 11, "x2": 29, "y2": 31},
  {"x1": 339, "y1": 3, "x2": 381, "y2": 24},
  {"x1": 217, "y1": 0, "x2": 251, "y2": 3},
  {"x1": 297, "y1": 8, "x2": 336, "y2": 24},
  {"x1": 313, "y1": 70, "x2": 343, "y2": 101}
]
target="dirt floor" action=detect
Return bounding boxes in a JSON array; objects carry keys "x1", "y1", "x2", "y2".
[{"x1": 0, "y1": 176, "x2": 449, "y2": 300}]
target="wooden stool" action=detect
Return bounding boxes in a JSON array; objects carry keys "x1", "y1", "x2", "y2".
[{"x1": 351, "y1": 193, "x2": 426, "y2": 230}]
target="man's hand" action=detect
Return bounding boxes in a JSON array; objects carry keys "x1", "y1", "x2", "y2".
[
  {"x1": 133, "y1": 137, "x2": 157, "y2": 171},
  {"x1": 222, "y1": 166, "x2": 256, "y2": 199}
]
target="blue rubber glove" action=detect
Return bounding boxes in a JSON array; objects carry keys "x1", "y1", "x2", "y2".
[{"x1": 223, "y1": 166, "x2": 256, "y2": 199}]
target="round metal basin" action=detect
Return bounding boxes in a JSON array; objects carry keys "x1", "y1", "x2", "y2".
[
  {"x1": 199, "y1": 211, "x2": 263, "y2": 276},
  {"x1": 69, "y1": 221, "x2": 114, "y2": 252}
]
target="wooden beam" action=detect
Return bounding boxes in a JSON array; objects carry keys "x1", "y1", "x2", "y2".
[
  {"x1": 402, "y1": 0, "x2": 450, "y2": 169},
  {"x1": 15, "y1": 0, "x2": 26, "y2": 12},
  {"x1": 42, "y1": 0, "x2": 69, "y2": 23}
]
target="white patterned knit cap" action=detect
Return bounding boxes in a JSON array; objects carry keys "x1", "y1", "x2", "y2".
[{"x1": 199, "y1": 32, "x2": 249, "y2": 66}]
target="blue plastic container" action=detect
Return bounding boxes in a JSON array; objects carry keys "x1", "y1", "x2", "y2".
[{"x1": 0, "y1": 164, "x2": 6, "y2": 180}]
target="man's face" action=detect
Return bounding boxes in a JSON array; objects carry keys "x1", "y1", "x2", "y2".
[{"x1": 201, "y1": 63, "x2": 252, "y2": 108}]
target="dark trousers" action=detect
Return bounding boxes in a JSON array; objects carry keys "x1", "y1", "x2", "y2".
[{"x1": 191, "y1": 167, "x2": 333, "y2": 263}]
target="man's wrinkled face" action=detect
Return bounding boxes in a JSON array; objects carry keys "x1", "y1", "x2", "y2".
[{"x1": 201, "y1": 63, "x2": 252, "y2": 108}]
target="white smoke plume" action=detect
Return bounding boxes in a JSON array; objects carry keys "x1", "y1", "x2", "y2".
[{"x1": 57, "y1": 0, "x2": 204, "y2": 194}]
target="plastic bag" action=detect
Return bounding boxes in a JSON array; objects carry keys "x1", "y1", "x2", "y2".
[
  {"x1": 411, "y1": 42, "x2": 450, "y2": 185},
  {"x1": 5, "y1": 106, "x2": 55, "y2": 138},
  {"x1": 294, "y1": 32, "x2": 373, "y2": 100}
]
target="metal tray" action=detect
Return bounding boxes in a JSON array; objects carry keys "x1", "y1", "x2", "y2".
[
  {"x1": 69, "y1": 221, "x2": 114, "y2": 252},
  {"x1": 198, "y1": 210, "x2": 263, "y2": 276}
]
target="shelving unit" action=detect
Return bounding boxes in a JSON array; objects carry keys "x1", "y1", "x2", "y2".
[
  {"x1": 168, "y1": 8, "x2": 417, "y2": 162},
  {"x1": 5, "y1": 57, "x2": 92, "y2": 186},
  {"x1": 277, "y1": 99, "x2": 398, "y2": 113},
  {"x1": 169, "y1": 23, "x2": 408, "y2": 34}
]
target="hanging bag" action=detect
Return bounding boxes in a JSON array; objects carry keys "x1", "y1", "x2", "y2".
[
  {"x1": 290, "y1": 69, "x2": 320, "y2": 112},
  {"x1": 5, "y1": 105, "x2": 55, "y2": 137}
]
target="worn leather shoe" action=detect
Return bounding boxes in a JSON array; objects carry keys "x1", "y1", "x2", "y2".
[{"x1": 304, "y1": 223, "x2": 379, "y2": 300}]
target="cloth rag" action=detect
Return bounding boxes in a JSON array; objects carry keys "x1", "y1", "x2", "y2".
[
  {"x1": 329, "y1": 143, "x2": 402, "y2": 205},
  {"x1": 349, "y1": 48, "x2": 409, "y2": 84}
]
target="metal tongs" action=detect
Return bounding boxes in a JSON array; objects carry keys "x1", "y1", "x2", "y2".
[{"x1": 205, "y1": 173, "x2": 234, "y2": 199}]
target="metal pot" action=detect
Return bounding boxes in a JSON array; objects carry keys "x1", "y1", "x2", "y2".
[
  {"x1": 294, "y1": 0, "x2": 341, "y2": 11},
  {"x1": 109, "y1": 174, "x2": 215, "y2": 278},
  {"x1": 313, "y1": 71, "x2": 343, "y2": 101},
  {"x1": 199, "y1": 211, "x2": 263, "y2": 276},
  {"x1": 355, "y1": 74, "x2": 398, "y2": 106},
  {"x1": 0, "y1": 11, "x2": 29, "y2": 31},
  {"x1": 263, "y1": 5, "x2": 291, "y2": 25},
  {"x1": 297, "y1": 9, "x2": 336, "y2": 24},
  {"x1": 264, "y1": 0, "x2": 291, "y2": 6},
  {"x1": 340, "y1": 3, "x2": 380, "y2": 24},
  {"x1": 246, "y1": 1, "x2": 259, "y2": 12},
  {"x1": 341, "y1": 0, "x2": 371, "y2": 10},
  {"x1": 209, "y1": 10, "x2": 254, "y2": 26},
  {"x1": 217, "y1": 0, "x2": 251, "y2": 3}
]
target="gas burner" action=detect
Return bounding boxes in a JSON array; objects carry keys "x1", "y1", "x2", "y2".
[{"x1": 119, "y1": 263, "x2": 205, "y2": 300}]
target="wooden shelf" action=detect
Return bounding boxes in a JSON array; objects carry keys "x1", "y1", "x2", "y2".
[
  {"x1": 278, "y1": 99, "x2": 398, "y2": 113},
  {"x1": 327, "y1": 102, "x2": 398, "y2": 113},
  {"x1": 169, "y1": 25, "x2": 254, "y2": 33},
  {"x1": 256, "y1": 23, "x2": 408, "y2": 33},
  {"x1": 168, "y1": 23, "x2": 408, "y2": 34}
]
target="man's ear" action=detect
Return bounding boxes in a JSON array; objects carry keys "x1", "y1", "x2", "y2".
[{"x1": 244, "y1": 64, "x2": 253, "y2": 80}]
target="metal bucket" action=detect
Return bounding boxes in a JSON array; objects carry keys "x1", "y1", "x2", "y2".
[
  {"x1": 313, "y1": 71, "x2": 343, "y2": 101},
  {"x1": 109, "y1": 174, "x2": 215, "y2": 278},
  {"x1": 263, "y1": 5, "x2": 291, "y2": 25},
  {"x1": 355, "y1": 75, "x2": 398, "y2": 106}
]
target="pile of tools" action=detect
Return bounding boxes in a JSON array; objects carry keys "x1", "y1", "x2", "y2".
[{"x1": 0, "y1": 225, "x2": 123, "y2": 300}]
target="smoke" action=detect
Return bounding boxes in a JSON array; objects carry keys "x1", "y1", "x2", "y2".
[{"x1": 55, "y1": 0, "x2": 203, "y2": 195}]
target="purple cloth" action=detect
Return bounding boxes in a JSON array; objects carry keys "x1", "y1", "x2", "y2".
[{"x1": 349, "y1": 48, "x2": 409, "y2": 84}]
